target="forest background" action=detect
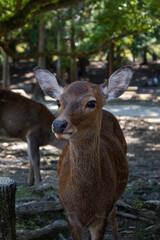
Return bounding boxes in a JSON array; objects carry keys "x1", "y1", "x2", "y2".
[{"x1": 0, "y1": 0, "x2": 160, "y2": 97}]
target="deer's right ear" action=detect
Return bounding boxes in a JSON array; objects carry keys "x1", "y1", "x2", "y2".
[
  {"x1": 33, "y1": 67, "x2": 64, "y2": 99},
  {"x1": 101, "y1": 66, "x2": 133, "y2": 101}
]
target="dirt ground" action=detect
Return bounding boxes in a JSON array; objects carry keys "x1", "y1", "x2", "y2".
[
  {"x1": 0, "y1": 61, "x2": 160, "y2": 239},
  {"x1": 1, "y1": 116, "x2": 160, "y2": 189},
  {"x1": 0, "y1": 115, "x2": 160, "y2": 239}
]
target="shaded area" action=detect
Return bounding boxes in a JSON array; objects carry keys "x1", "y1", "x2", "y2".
[
  {"x1": 0, "y1": 60, "x2": 160, "y2": 94},
  {"x1": 0, "y1": 115, "x2": 160, "y2": 239}
]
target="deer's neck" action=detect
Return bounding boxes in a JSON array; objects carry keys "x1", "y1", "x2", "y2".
[{"x1": 69, "y1": 131, "x2": 101, "y2": 185}]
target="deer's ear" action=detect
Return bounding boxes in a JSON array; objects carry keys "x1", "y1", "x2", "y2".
[
  {"x1": 33, "y1": 67, "x2": 64, "y2": 99},
  {"x1": 101, "y1": 66, "x2": 133, "y2": 101}
]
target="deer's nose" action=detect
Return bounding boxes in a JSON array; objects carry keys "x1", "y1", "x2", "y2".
[{"x1": 52, "y1": 120, "x2": 68, "y2": 134}]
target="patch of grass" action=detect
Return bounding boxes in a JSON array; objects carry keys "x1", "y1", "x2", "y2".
[
  {"x1": 16, "y1": 215, "x2": 53, "y2": 230},
  {"x1": 16, "y1": 188, "x2": 31, "y2": 199},
  {"x1": 133, "y1": 223, "x2": 160, "y2": 239},
  {"x1": 16, "y1": 187, "x2": 44, "y2": 199},
  {"x1": 133, "y1": 199, "x2": 147, "y2": 209},
  {"x1": 16, "y1": 217, "x2": 40, "y2": 230}
]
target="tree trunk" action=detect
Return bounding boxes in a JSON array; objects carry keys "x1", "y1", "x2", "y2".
[
  {"x1": 70, "y1": 58, "x2": 77, "y2": 82},
  {"x1": 142, "y1": 48, "x2": 148, "y2": 65},
  {"x1": 70, "y1": 9, "x2": 77, "y2": 82},
  {"x1": 33, "y1": 21, "x2": 46, "y2": 100},
  {"x1": 0, "y1": 177, "x2": 16, "y2": 240},
  {"x1": 115, "y1": 45, "x2": 121, "y2": 68},
  {"x1": 57, "y1": 19, "x2": 61, "y2": 80},
  {"x1": 2, "y1": 50, "x2": 10, "y2": 89},
  {"x1": 107, "y1": 43, "x2": 114, "y2": 77},
  {"x1": 152, "y1": 52, "x2": 157, "y2": 61}
]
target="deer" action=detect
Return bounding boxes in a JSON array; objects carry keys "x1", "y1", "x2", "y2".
[
  {"x1": 0, "y1": 88, "x2": 66, "y2": 186},
  {"x1": 34, "y1": 65, "x2": 133, "y2": 240}
]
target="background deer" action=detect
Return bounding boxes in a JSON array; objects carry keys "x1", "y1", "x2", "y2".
[
  {"x1": 34, "y1": 66, "x2": 133, "y2": 240},
  {"x1": 0, "y1": 89, "x2": 66, "y2": 186}
]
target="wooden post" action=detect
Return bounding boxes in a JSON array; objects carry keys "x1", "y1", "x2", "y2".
[{"x1": 0, "y1": 177, "x2": 16, "y2": 240}]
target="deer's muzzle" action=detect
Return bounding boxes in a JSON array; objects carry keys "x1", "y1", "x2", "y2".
[{"x1": 52, "y1": 120, "x2": 68, "y2": 134}]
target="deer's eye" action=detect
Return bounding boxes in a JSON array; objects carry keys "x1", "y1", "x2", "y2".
[
  {"x1": 57, "y1": 100, "x2": 61, "y2": 108},
  {"x1": 86, "y1": 100, "x2": 96, "y2": 108}
]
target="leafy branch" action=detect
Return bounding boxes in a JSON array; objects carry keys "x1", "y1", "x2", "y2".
[
  {"x1": 0, "y1": 0, "x2": 84, "y2": 38},
  {"x1": 0, "y1": 30, "x2": 138, "y2": 60}
]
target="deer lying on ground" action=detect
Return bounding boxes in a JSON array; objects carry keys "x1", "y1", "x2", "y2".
[
  {"x1": 34, "y1": 66, "x2": 133, "y2": 240},
  {"x1": 0, "y1": 89, "x2": 66, "y2": 186}
]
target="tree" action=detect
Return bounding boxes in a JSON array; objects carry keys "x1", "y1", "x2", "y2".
[
  {"x1": 0, "y1": 0, "x2": 85, "y2": 92},
  {"x1": 0, "y1": 0, "x2": 160, "y2": 81},
  {"x1": 1, "y1": 1, "x2": 158, "y2": 57},
  {"x1": 75, "y1": 0, "x2": 160, "y2": 74},
  {"x1": 33, "y1": 20, "x2": 46, "y2": 99},
  {"x1": 0, "y1": 0, "x2": 84, "y2": 38},
  {"x1": 0, "y1": 0, "x2": 85, "y2": 60},
  {"x1": 2, "y1": 50, "x2": 10, "y2": 89}
]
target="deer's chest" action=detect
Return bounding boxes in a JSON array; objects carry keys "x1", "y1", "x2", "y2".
[
  {"x1": 58, "y1": 146, "x2": 116, "y2": 225},
  {"x1": 59, "y1": 179, "x2": 115, "y2": 227}
]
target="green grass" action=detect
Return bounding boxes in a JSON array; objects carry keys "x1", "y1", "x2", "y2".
[
  {"x1": 16, "y1": 215, "x2": 53, "y2": 230},
  {"x1": 133, "y1": 199, "x2": 147, "y2": 209},
  {"x1": 132, "y1": 223, "x2": 160, "y2": 239},
  {"x1": 16, "y1": 187, "x2": 44, "y2": 199}
]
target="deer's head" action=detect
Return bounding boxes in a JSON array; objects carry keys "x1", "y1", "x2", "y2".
[{"x1": 34, "y1": 66, "x2": 133, "y2": 140}]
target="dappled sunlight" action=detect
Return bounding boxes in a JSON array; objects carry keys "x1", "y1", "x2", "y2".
[
  {"x1": 0, "y1": 155, "x2": 28, "y2": 175},
  {"x1": 118, "y1": 117, "x2": 160, "y2": 186},
  {"x1": 24, "y1": 72, "x2": 34, "y2": 78},
  {"x1": 104, "y1": 104, "x2": 160, "y2": 117},
  {"x1": 40, "y1": 145, "x2": 60, "y2": 156},
  {"x1": 88, "y1": 61, "x2": 106, "y2": 69},
  {"x1": 0, "y1": 134, "x2": 62, "y2": 186},
  {"x1": 4, "y1": 142, "x2": 27, "y2": 150},
  {"x1": 126, "y1": 136, "x2": 139, "y2": 144},
  {"x1": 0, "y1": 138, "x2": 29, "y2": 181},
  {"x1": 47, "y1": 104, "x2": 58, "y2": 112}
]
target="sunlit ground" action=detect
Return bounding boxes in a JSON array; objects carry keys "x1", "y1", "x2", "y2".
[{"x1": 0, "y1": 136, "x2": 61, "y2": 186}]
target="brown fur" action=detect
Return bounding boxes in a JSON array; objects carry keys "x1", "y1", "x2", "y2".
[
  {"x1": 57, "y1": 81, "x2": 128, "y2": 239},
  {"x1": 0, "y1": 88, "x2": 66, "y2": 185}
]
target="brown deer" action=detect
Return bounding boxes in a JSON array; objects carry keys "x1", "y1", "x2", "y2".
[
  {"x1": 34, "y1": 66, "x2": 133, "y2": 240},
  {"x1": 0, "y1": 89, "x2": 66, "y2": 186}
]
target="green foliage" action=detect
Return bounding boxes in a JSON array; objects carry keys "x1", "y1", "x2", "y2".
[
  {"x1": 76, "y1": 0, "x2": 146, "y2": 49},
  {"x1": 0, "y1": 0, "x2": 29, "y2": 21},
  {"x1": 16, "y1": 187, "x2": 44, "y2": 199},
  {"x1": 0, "y1": 0, "x2": 160, "y2": 64},
  {"x1": 150, "y1": 0, "x2": 160, "y2": 18},
  {"x1": 128, "y1": 29, "x2": 160, "y2": 60},
  {"x1": 16, "y1": 215, "x2": 53, "y2": 230},
  {"x1": 133, "y1": 223, "x2": 160, "y2": 239},
  {"x1": 133, "y1": 199, "x2": 147, "y2": 209}
]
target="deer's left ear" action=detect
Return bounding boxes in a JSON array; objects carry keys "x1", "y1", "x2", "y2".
[
  {"x1": 101, "y1": 66, "x2": 133, "y2": 101},
  {"x1": 33, "y1": 67, "x2": 64, "y2": 99}
]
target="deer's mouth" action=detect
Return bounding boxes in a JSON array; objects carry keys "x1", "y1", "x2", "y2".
[
  {"x1": 55, "y1": 132, "x2": 73, "y2": 140},
  {"x1": 52, "y1": 121, "x2": 77, "y2": 140}
]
